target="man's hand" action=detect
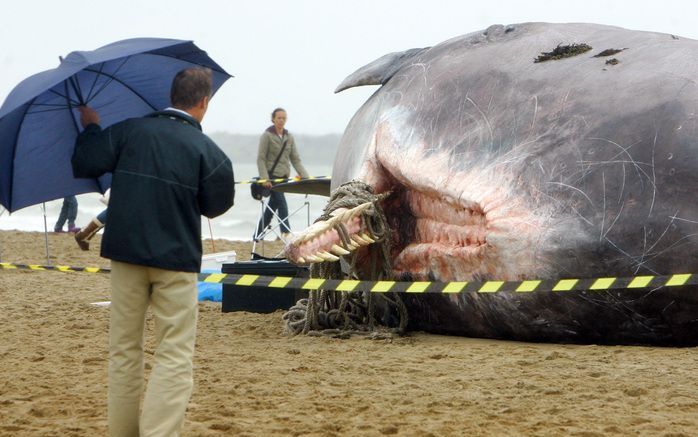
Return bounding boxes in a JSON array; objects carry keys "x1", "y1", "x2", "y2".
[
  {"x1": 78, "y1": 106, "x2": 100, "y2": 128},
  {"x1": 263, "y1": 181, "x2": 273, "y2": 189}
]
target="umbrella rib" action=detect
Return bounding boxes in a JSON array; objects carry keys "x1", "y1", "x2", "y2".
[
  {"x1": 48, "y1": 89, "x2": 80, "y2": 107},
  {"x1": 84, "y1": 62, "x2": 107, "y2": 103},
  {"x1": 83, "y1": 67, "x2": 158, "y2": 111},
  {"x1": 27, "y1": 98, "x2": 115, "y2": 115},
  {"x1": 32, "y1": 103, "x2": 71, "y2": 108},
  {"x1": 85, "y1": 57, "x2": 130, "y2": 103},
  {"x1": 67, "y1": 76, "x2": 86, "y2": 106},
  {"x1": 63, "y1": 80, "x2": 81, "y2": 135},
  {"x1": 26, "y1": 107, "x2": 76, "y2": 115},
  {"x1": 28, "y1": 102, "x2": 74, "y2": 108}
]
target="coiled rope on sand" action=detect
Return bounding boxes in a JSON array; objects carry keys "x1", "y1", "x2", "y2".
[{"x1": 282, "y1": 181, "x2": 408, "y2": 339}]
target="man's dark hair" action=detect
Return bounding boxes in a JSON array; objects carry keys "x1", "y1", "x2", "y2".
[
  {"x1": 271, "y1": 107, "x2": 286, "y2": 121},
  {"x1": 170, "y1": 68, "x2": 213, "y2": 108}
]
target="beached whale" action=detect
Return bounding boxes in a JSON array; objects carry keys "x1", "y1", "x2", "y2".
[{"x1": 285, "y1": 22, "x2": 698, "y2": 345}]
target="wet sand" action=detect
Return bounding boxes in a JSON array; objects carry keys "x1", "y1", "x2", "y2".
[{"x1": 1, "y1": 229, "x2": 697, "y2": 436}]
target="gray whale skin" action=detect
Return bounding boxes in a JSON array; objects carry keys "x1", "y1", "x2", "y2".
[{"x1": 327, "y1": 23, "x2": 698, "y2": 345}]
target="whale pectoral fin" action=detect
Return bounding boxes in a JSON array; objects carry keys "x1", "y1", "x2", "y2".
[{"x1": 334, "y1": 47, "x2": 430, "y2": 93}]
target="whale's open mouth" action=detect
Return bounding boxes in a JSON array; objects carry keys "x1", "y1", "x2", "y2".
[
  {"x1": 376, "y1": 168, "x2": 490, "y2": 280},
  {"x1": 284, "y1": 161, "x2": 496, "y2": 282}
]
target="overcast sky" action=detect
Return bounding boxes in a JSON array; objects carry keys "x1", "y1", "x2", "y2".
[{"x1": 1, "y1": 0, "x2": 696, "y2": 135}]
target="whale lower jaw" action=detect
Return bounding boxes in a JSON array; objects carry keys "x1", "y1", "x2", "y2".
[{"x1": 285, "y1": 166, "x2": 498, "y2": 282}]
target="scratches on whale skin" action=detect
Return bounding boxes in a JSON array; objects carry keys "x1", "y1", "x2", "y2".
[
  {"x1": 641, "y1": 232, "x2": 698, "y2": 269},
  {"x1": 465, "y1": 96, "x2": 494, "y2": 145},
  {"x1": 599, "y1": 171, "x2": 606, "y2": 242},
  {"x1": 589, "y1": 136, "x2": 657, "y2": 193},
  {"x1": 545, "y1": 181, "x2": 595, "y2": 208},
  {"x1": 670, "y1": 214, "x2": 698, "y2": 225},
  {"x1": 648, "y1": 128, "x2": 658, "y2": 219},
  {"x1": 619, "y1": 162, "x2": 626, "y2": 204},
  {"x1": 602, "y1": 201, "x2": 625, "y2": 241},
  {"x1": 636, "y1": 225, "x2": 649, "y2": 274},
  {"x1": 603, "y1": 236, "x2": 661, "y2": 276},
  {"x1": 529, "y1": 94, "x2": 539, "y2": 137},
  {"x1": 551, "y1": 88, "x2": 573, "y2": 120},
  {"x1": 644, "y1": 213, "x2": 676, "y2": 258},
  {"x1": 530, "y1": 185, "x2": 594, "y2": 228},
  {"x1": 604, "y1": 211, "x2": 698, "y2": 275}
]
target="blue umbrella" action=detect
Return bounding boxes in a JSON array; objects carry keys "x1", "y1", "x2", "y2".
[{"x1": 0, "y1": 38, "x2": 231, "y2": 212}]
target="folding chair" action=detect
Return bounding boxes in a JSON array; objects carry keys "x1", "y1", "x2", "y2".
[
  {"x1": 250, "y1": 177, "x2": 330, "y2": 258},
  {"x1": 251, "y1": 194, "x2": 311, "y2": 258}
]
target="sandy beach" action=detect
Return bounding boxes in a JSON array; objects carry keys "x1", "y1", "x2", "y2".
[{"x1": 1, "y1": 229, "x2": 697, "y2": 436}]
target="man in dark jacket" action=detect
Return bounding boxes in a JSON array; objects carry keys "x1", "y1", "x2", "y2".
[{"x1": 72, "y1": 67, "x2": 234, "y2": 437}]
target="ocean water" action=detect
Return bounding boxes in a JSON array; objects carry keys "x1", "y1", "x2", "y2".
[{"x1": 0, "y1": 162, "x2": 333, "y2": 241}]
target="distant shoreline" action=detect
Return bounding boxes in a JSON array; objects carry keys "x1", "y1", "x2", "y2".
[{"x1": 208, "y1": 131, "x2": 341, "y2": 166}]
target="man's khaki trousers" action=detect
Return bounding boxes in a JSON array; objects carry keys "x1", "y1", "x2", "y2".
[{"x1": 108, "y1": 261, "x2": 198, "y2": 437}]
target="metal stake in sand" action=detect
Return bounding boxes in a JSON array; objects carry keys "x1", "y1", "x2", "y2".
[{"x1": 42, "y1": 202, "x2": 50, "y2": 266}]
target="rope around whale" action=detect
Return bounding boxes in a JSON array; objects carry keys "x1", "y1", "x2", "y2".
[{"x1": 282, "y1": 181, "x2": 408, "y2": 339}]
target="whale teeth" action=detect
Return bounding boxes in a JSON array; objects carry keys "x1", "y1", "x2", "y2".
[
  {"x1": 299, "y1": 230, "x2": 314, "y2": 243},
  {"x1": 318, "y1": 251, "x2": 340, "y2": 262},
  {"x1": 330, "y1": 244, "x2": 350, "y2": 256},
  {"x1": 337, "y1": 209, "x2": 351, "y2": 222},
  {"x1": 359, "y1": 233, "x2": 375, "y2": 244},
  {"x1": 352, "y1": 235, "x2": 371, "y2": 246},
  {"x1": 325, "y1": 215, "x2": 339, "y2": 227},
  {"x1": 296, "y1": 202, "x2": 375, "y2": 247},
  {"x1": 329, "y1": 207, "x2": 349, "y2": 217},
  {"x1": 307, "y1": 254, "x2": 324, "y2": 263},
  {"x1": 287, "y1": 200, "x2": 382, "y2": 266},
  {"x1": 349, "y1": 202, "x2": 372, "y2": 219}
]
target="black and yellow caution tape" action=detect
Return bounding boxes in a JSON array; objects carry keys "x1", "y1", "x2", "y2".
[
  {"x1": 196, "y1": 273, "x2": 695, "y2": 293},
  {"x1": 2, "y1": 262, "x2": 695, "y2": 294},
  {"x1": 1, "y1": 262, "x2": 110, "y2": 274},
  {"x1": 235, "y1": 176, "x2": 330, "y2": 185}
]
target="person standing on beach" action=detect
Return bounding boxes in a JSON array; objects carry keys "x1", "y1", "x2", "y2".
[
  {"x1": 53, "y1": 195, "x2": 80, "y2": 233},
  {"x1": 254, "y1": 107, "x2": 309, "y2": 240},
  {"x1": 72, "y1": 67, "x2": 235, "y2": 437}
]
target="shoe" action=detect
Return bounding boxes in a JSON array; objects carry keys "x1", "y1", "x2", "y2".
[
  {"x1": 54, "y1": 227, "x2": 64, "y2": 233},
  {"x1": 67, "y1": 225, "x2": 81, "y2": 233},
  {"x1": 74, "y1": 218, "x2": 104, "y2": 251}
]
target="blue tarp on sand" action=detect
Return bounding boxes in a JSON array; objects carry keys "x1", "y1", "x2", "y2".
[{"x1": 197, "y1": 269, "x2": 222, "y2": 302}]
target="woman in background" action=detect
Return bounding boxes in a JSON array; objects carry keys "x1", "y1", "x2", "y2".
[{"x1": 254, "y1": 108, "x2": 309, "y2": 241}]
